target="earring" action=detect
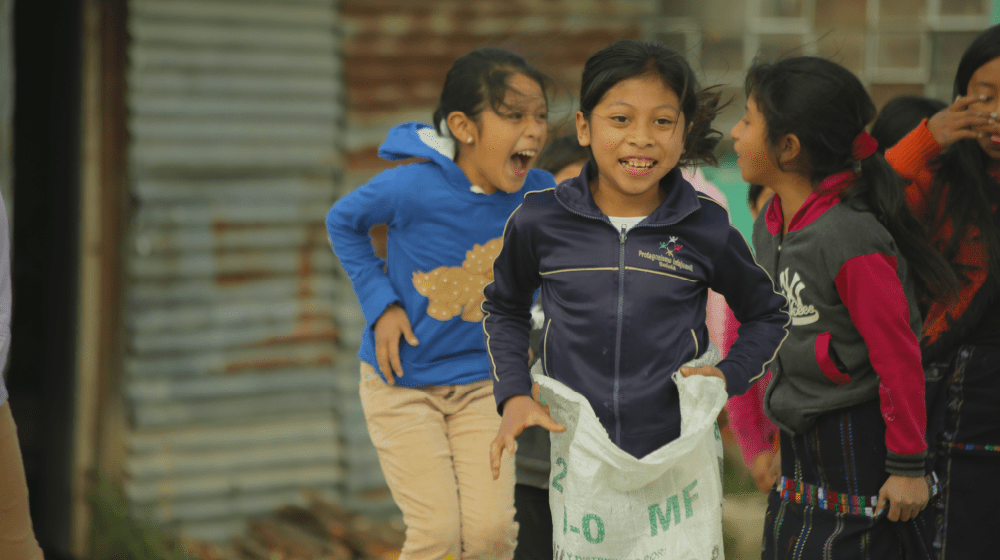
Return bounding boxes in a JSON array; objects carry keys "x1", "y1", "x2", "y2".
[{"x1": 467, "y1": 137, "x2": 473, "y2": 144}]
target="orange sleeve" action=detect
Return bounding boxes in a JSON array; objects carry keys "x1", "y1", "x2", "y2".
[{"x1": 885, "y1": 119, "x2": 944, "y2": 222}]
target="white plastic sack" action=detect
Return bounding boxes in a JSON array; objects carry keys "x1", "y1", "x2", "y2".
[{"x1": 535, "y1": 345, "x2": 727, "y2": 560}]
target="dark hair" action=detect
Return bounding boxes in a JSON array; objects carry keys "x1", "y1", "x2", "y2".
[
  {"x1": 535, "y1": 134, "x2": 588, "y2": 175},
  {"x1": 432, "y1": 48, "x2": 549, "y2": 146},
  {"x1": 871, "y1": 96, "x2": 947, "y2": 153},
  {"x1": 746, "y1": 56, "x2": 958, "y2": 302},
  {"x1": 578, "y1": 40, "x2": 723, "y2": 176},
  {"x1": 926, "y1": 24, "x2": 1000, "y2": 287},
  {"x1": 747, "y1": 184, "x2": 770, "y2": 210}
]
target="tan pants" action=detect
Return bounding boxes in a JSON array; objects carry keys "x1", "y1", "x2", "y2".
[
  {"x1": 0, "y1": 402, "x2": 44, "y2": 560},
  {"x1": 359, "y1": 363, "x2": 516, "y2": 560}
]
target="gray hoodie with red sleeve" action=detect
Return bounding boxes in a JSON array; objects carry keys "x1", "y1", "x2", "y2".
[{"x1": 752, "y1": 171, "x2": 928, "y2": 477}]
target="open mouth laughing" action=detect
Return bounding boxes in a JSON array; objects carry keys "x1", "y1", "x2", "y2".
[{"x1": 510, "y1": 149, "x2": 537, "y2": 177}]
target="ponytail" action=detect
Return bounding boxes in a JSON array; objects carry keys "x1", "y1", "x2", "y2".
[{"x1": 849, "y1": 153, "x2": 960, "y2": 303}]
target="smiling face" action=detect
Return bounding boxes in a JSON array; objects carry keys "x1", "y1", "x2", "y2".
[
  {"x1": 731, "y1": 96, "x2": 782, "y2": 187},
  {"x1": 966, "y1": 56, "x2": 1000, "y2": 161},
  {"x1": 454, "y1": 72, "x2": 548, "y2": 194},
  {"x1": 576, "y1": 75, "x2": 686, "y2": 215}
]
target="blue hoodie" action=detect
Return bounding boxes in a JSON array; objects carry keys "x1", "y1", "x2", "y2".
[{"x1": 327, "y1": 122, "x2": 555, "y2": 387}]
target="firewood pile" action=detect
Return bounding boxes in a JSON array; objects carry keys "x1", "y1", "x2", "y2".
[{"x1": 182, "y1": 492, "x2": 405, "y2": 560}]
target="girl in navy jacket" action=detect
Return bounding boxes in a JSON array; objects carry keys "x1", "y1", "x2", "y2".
[{"x1": 483, "y1": 41, "x2": 789, "y2": 474}]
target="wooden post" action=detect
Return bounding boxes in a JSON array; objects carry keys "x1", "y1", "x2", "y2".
[{"x1": 74, "y1": 0, "x2": 128, "y2": 555}]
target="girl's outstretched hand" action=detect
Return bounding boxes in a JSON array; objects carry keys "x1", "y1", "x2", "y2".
[
  {"x1": 373, "y1": 304, "x2": 419, "y2": 385},
  {"x1": 679, "y1": 365, "x2": 727, "y2": 390},
  {"x1": 927, "y1": 95, "x2": 993, "y2": 148},
  {"x1": 490, "y1": 384, "x2": 566, "y2": 480},
  {"x1": 876, "y1": 474, "x2": 929, "y2": 522}
]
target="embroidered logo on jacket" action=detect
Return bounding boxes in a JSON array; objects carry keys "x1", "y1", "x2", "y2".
[
  {"x1": 639, "y1": 236, "x2": 694, "y2": 272},
  {"x1": 661, "y1": 236, "x2": 683, "y2": 256},
  {"x1": 412, "y1": 237, "x2": 501, "y2": 322},
  {"x1": 779, "y1": 268, "x2": 819, "y2": 325}
]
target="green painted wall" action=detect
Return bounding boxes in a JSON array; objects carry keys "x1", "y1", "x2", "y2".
[
  {"x1": 994, "y1": 0, "x2": 1000, "y2": 24},
  {"x1": 702, "y1": 154, "x2": 757, "y2": 244}
]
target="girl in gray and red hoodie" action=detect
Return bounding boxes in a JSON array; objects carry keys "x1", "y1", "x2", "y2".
[{"x1": 733, "y1": 56, "x2": 959, "y2": 559}]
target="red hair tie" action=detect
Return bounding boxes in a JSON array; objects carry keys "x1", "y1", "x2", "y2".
[{"x1": 851, "y1": 131, "x2": 878, "y2": 161}]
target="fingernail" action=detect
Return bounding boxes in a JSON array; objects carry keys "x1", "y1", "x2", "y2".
[{"x1": 992, "y1": 112, "x2": 998, "y2": 119}]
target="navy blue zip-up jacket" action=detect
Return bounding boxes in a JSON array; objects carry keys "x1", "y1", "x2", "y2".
[{"x1": 483, "y1": 165, "x2": 789, "y2": 458}]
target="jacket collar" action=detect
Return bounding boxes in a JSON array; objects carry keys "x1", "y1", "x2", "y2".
[
  {"x1": 554, "y1": 163, "x2": 702, "y2": 226},
  {"x1": 765, "y1": 170, "x2": 857, "y2": 236}
]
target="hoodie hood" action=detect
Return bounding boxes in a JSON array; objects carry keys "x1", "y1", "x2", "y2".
[
  {"x1": 379, "y1": 122, "x2": 456, "y2": 163},
  {"x1": 378, "y1": 122, "x2": 471, "y2": 189},
  {"x1": 554, "y1": 162, "x2": 703, "y2": 226}
]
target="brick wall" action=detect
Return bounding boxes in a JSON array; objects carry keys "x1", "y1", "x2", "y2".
[
  {"x1": 342, "y1": 0, "x2": 996, "y2": 181},
  {"x1": 341, "y1": 0, "x2": 662, "y2": 182}
]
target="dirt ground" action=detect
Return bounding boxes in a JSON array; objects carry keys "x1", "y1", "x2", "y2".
[{"x1": 724, "y1": 492, "x2": 769, "y2": 559}]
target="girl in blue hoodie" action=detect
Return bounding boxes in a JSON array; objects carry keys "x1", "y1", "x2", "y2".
[{"x1": 326, "y1": 48, "x2": 554, "y2": 560}]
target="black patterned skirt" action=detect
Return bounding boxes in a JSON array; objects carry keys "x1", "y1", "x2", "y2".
[
  {"x1": 762, "y1": 400, "x2": 938, "y2": 560},
  {"x1": 924, "y1": 344, "x2": 1000, "y2": 560}
]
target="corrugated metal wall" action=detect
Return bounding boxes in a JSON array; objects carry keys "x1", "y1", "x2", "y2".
[{"x1": 124, "y1": 0, "x2": 346, "y2": 541}]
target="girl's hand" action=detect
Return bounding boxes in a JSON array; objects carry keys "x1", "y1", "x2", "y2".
[
  {"x1": 926, "y1": 95, "x2": 993, "y2": 148},
  {"x1": 373, "y1": 304, "x2": 419, "y2": 385},
  {"x1": 490, "y1": 386, "x2": 566, "y2": 480},
  {"x1": 876, "y1": 474, "x2": 929, "y2": 522},
  {"x1": 679, "y1": 365, "x2": 727, "y2": 390},
  {"x1": 751, "y1": 450, "x2": 780, "y2": 493},
  {"x1": 769, "y1": 444, "x2": 782, "y2": 485}
]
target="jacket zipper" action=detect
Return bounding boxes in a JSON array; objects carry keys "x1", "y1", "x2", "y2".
[
  {"x1": 542, "y1": 319, "x2": 552, "y2": 377},
  {"x1": 774, "y1": 241, "x2": 783, "y2": 291},
  {"x1": 552, "y1": 195, "x2": 678, "y2": 447},
  {"x1": 613, "y1": 226, "x2": 627, "y2": 446},
  {"x1": 549, "y1": 202, "x2": 628, "y2": 442}
]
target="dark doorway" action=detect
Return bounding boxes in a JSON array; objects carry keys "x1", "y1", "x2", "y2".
[{"x1": 7, "y1": 0, "x2": 83, "y2": 557}]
